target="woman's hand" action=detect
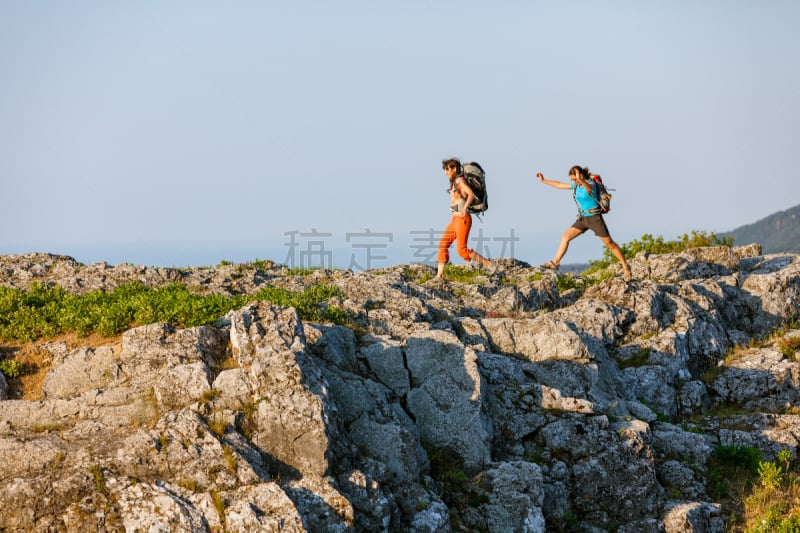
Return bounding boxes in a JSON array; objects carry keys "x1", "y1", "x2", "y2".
[{"x1": 536, "y1": 172, "x2": 544, "y2": 182}]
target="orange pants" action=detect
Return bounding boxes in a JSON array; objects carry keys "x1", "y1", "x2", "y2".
[{"x1": 438, "y1": 214, "x2": 473, "y2": 264}]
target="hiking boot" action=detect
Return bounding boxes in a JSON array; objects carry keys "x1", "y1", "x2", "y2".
[{"x1": 540, "y1": 261, "x2": 559, "y2": 271}]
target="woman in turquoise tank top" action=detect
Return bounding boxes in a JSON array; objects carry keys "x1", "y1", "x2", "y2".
[{"x1": 536, "y1": 165, "x2": 632, "y2": 281}]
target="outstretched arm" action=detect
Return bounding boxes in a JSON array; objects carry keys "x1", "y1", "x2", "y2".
[{"x1": 536, "y1": 172, "x2": 571, "y2": 190}]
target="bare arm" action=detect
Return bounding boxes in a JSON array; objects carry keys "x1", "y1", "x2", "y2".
[
  {"x1": 455, "y1": 178, "x2": 474, "y2": 217},
  {"x1": 574, "y1": 175, "x2": 595, "y2": 196},
  {"x1": 536, "y1": 172, "x2": 572, "y2": 190}
]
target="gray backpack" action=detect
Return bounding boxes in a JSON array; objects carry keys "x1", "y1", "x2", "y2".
[{"x1": 462, "y1": 162, "x2": 488, "y2": 214}]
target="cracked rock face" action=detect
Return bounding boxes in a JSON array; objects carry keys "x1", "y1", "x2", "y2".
[{"x1": 0, "y1": 245, "x2": 798, "y2": 532}]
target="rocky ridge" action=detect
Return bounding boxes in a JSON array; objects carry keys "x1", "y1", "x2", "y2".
[{"x1": 0, "y1": 244, "x2": 798, "y2": 532}]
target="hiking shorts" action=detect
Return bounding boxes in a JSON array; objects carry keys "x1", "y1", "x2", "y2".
[{"x1": 571, "y1": 214, "x2": 610, "y2": 238}]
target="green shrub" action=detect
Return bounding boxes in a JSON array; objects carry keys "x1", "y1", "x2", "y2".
[
  {"x1": 554, "y1": 273, "x2": 604, "y2": 294},
  {"x1": 714, "y1": 444, "x2": 762, "y2": 473},
  {"x1": 555, "y1": 274, "x2": 585, "y2": 293},
  {"x1": 585, "y1": 230, "x2": 734, "y2": 272},
  {"x1": 708, "y1": 444, "x2": 762, "y2": 499},
  {"x1": 742, "y1": 449, "x2": 800, "y2": 532},
  {"x1": 758, "y1": 460, "x2": 784, "y2": 490},
  {"x1": 0, "y1": 359, "x2": 32, "y2": 379}
]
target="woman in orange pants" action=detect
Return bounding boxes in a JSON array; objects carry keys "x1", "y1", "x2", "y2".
[{"x1": 436, "y1": 158, "x2": 493, "y2": 279}]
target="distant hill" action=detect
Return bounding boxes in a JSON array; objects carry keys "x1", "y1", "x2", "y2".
[
  {"x1": 722, "y1": 204, "x2": 800, "y2": 254},
  {"x1": 557, "y1": 204, "x2": 800, "y2": 272}
]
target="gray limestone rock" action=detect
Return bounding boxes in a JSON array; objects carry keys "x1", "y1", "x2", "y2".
[{"x1": 2, "y1": 246, "x2": 800, "y2": 531}]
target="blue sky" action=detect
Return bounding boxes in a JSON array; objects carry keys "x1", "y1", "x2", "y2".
[{"x1": 2, "y1": 1, "x2": 798, "y2": 268}]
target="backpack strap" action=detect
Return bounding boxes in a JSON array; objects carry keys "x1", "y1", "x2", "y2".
[{"x1": 573, "y1": 181, "x2": 601, "y2": 216}]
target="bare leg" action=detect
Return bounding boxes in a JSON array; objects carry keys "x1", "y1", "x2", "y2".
[
  {"x1": 600, "y1": 236, "x2": 631, "y2": 279},
  {"x1": 550, "y1": 227, "x2": 583, "y2": 266}
]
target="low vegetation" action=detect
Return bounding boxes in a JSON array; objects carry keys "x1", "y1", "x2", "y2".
[
  {"x1": 0, "y1": 359, "x2": 32, "y2": 379},
  {"x1": 709, "y1": 445, "x2": 800, "y2": 531},
  {"x1": 778, "y1": 334, "x2": 800, "y2": 360},
  {"x1": 0, "y1": 281, "x2": 346, "y2": 345},
  {"x1": 694, "y1": 324, "x2": 800, "y2": 527},
  {"x1": 584, "y1": 230, "x2": 734, "y2": 274},
  {"x1": 442, "y1": 264, "x2": 486, "y2": 284}
]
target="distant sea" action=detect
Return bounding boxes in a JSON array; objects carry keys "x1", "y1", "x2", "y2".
[{"x1": 5, "y1": 234, "x2": 604, "y2": 272}]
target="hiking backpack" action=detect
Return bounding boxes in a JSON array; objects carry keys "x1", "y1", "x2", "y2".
[
  {"x1": 573, "y1": 174, "x2": 612, "y2": 215},
  {"x1": 461, "y1": 162, "x2": 488, "y2": 215}
]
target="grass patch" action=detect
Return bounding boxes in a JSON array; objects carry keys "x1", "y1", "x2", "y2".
[
  {"x1": 708, "y1": 445, "x2": 761, "y2": 501},
  {"x1": 284, "y1": 266, "x2": 325, "y2": 276},
  {"x1": 30, "y1": 422, "x2": 68, "y2": 433},
  {"x1": 88, "y1": 464, "x2": 108, "y2": 494},
  {"x1": 200, "y1": 389, "x2": 218, "y2": 405},
  {"x1": 0, "y1": 281, "x2": 347, "y2": 343},
  {"x1": 207, "y1": 416, "x2": 228, "y2": 437},
  {"x1": 156, "y1": 433, "x2": 170, "y2": 452},
  {"x1": 555, "y1": 273, "x2": 593, "y2": 293},
  {"x1": 402, "y1": 265, "x2": 436, "y2": 284},
  {"x1": 640, "y1": 330, "x2": 659, "y2": 340},
  {"x1": 211, "y1": 490, "x2": 226, "y2": 526},
  {"x1": 713, "y1": 448, "x2": 800, "y2": 531},
  {"x1": 617, "y1": 347, "x2": 651, "y2": 369},
  {"x1": 778, "y1": 335, "x2": 800, "y2": 360},
  {"x1": 177, "y1": 479, "x2": 202, "y2": 493},
  {"x1": 701, "y1": 323, "x2": 800, "y2": 386},
  {"x1": 49, "y1": 450, "x2": 67, "y2": 469},
  {"x1": 222, "y1": 445, "x2": 237, "y2": 473},
  {"x1": 442, "y1": 265, "x2": 484, "y2": 284},
  {"x1": 426, "y1": 445, "x2": 470, "y2": 489},
  {"x1": 417, "y1": 272, "x2": 433, "y2": 284}
]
